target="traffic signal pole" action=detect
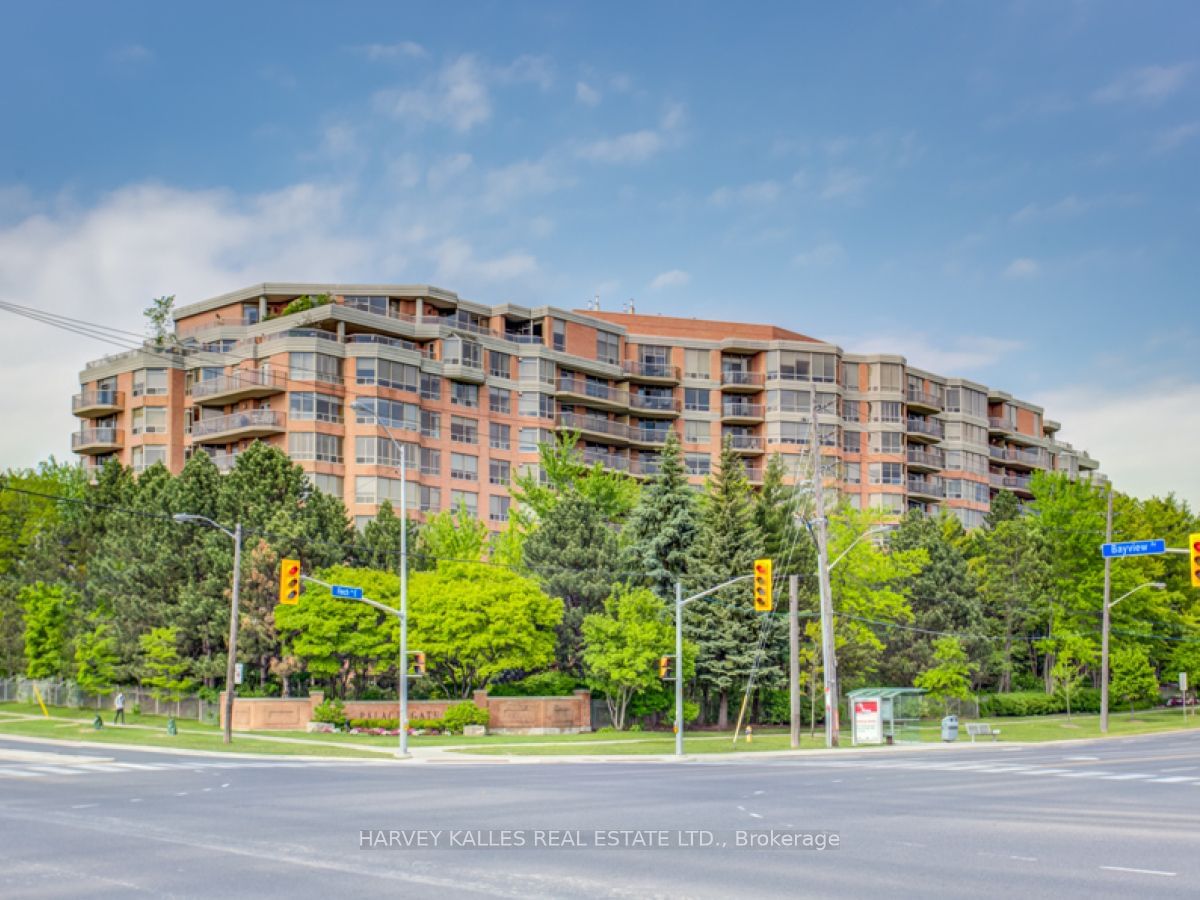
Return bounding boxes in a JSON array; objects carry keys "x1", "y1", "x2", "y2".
[
  {"x1": 224, "y1": 522, "x2": 242, "y2": 746},
  {"x1": 1100, "y1": 487, "x2": 1114, "y2": 734}
]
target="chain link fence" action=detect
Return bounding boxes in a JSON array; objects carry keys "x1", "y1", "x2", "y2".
[{"x1": 0, "y1": 677, "x2": 218, "y2": 724}]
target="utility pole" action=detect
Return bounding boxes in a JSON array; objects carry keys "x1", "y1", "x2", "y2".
[
  {"x1": 789, "y1": 574, "x2": 800, "y2": 749},
  {"x1": 810, "y1": 384, "x2": 838, "y2": 747},
  {"x1": 224, "y1": 522, "x2": 242, "y2": 746},
  {"x1": 675, "y1": 581, "x2": 684, "y2": 758},
  {"x1": 1100, "y1": 485, "x2": 1114, "y2": 734}
]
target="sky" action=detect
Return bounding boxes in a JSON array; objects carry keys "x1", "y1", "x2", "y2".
[{"x1": 0, "y1": 1, "x2": 1197, "y2": 510}]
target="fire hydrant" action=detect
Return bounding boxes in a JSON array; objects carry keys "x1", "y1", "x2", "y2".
[{"x1": 746, "y1": 725, "x2": 753, "y2": 744}]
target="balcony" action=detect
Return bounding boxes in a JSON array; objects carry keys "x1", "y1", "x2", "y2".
[
  {"x1": 906, "y1": 446, "x2": 945, "y2": 472},
  {"x1": 72, "y1": 427, "x2": 123, "y2": 454},
  {"x1": 556, "y1": 412, "x2": 630, "y2": 445},
  {"x1": 622, "y1": 360, "x2": 681, "y2": 383},
  {"x1": 721, "y1": 400, "x2": 765, "y2": 423},
  {"x1": 988, "y1": 445, "x2": 1048, "y2": 470},
  {"x1": 72, "y1": 389, "x2": 124, "y2": 418},
  {"x1": 202, "y1": 451, "x2": 241, "y2": 473},
  {"x1": 557, "y1": 376, "x2": 628, "y2": 412},
  {"x1": 724, "y1": 433, "x2": 765, "y2": 454},
  {"x1": 906, "y1": 417, "x2": 944, "y2": 443},
  {"x1": 629, "y1": 427, "x2": 672, "y2": 447},
  {"x1": 192, "y1": 369, "x2": 286, "y2": 406},
  {"x1": 989, "y1": 472, "x2": 1034, "y2": 494},
  {"x1": 629, "y1": 455, "x2": 662, "y2": 478},
  {"x1": 907, "y1": 477, "x2": 945, "y2": 499},
  {"x1": 581, "y1": 448, "x2": 630, "y2": 472},
  {"x1": 906, "y1": 389, "x2": 942, "y2": 413},
  {"x1": 720, "y1": 370, "x2": 766, "y2": 393},
  {"x1": 629, "y1": 393, "x2": 681, "y2": 417},
  {"x1": 191, "y1": 409, "x2": 286, "y2": 443},
  {"x1": 442, "y1": 357, "x2": 486, "y2": 384},
  {"x1": 987, "y1": 416, "x2": 1013, "y2": 434}
]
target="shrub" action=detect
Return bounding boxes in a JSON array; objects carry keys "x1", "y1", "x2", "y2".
[
  {"x1": 488, "y1": 672, "x2": 581, "y2": 696},
  {"x1": 411, "y1": 717, "x2": 443, "y2": 732},
  {"x1": 977, "y1": 688, "x2": 1154, "y2": 718},
  {"x1": 311, "y1": 698, "x2": 347, "y2": 727},
  {"x1": 349, "y1": 717, "x2": 399, "y2": 729},
  {"x1": 441, "y1": 702, "x2": 489, "y2": 733}
]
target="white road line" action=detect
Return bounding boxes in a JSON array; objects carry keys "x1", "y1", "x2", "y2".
[
  {"x1": 1056, "y1": 771, "x2": 1113, "y2": 778},
  {"x1": 1103, "y1": 773, "x2": 1151, "y2": 780},
  {"x1": 1100, "y1": 866, "x2": 1176, "y2": 877},
  {"x1": 1160, "y1": 766, "x2": 1197, "y2": 773},
  {"x1": 1065, "y1": 756, "x2": 1099, "y2": 761},
  {"x1": 70, "y1": 803, "x2": 97, "y2": 809},
  {"x1": 0, "y1": 768, "x2": 43, "y2": 778},
  {"x1": 1010, "y1": 856, "x2": 1038, "y2": 862},
  {"x1": 1148, "y1": 776, "x2": 1195, "y2": 783},
  {"x1": 1025, "y1": 768, "x2": 1070, "y2": 776},
  {"x1": 109, "y1": 762, "x2": 168, "y2": 770},
  {"x1": 25, "y1": 765, "x2": 85, "y2": 775}
]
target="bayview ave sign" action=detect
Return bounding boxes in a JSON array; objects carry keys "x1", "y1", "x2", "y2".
[{"x1": 1101, "y1": 539, "x2": 1166, "y2": 558}]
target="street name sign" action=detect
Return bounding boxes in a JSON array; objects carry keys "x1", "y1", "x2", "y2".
[
  {"x1": 331, "y1": 584, "x2": 365, "y2": 600},
  {"x1": 1101, "y1": 539, "x2": 1166, "y2": 559}
]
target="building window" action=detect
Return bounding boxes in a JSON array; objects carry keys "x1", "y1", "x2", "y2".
[
  {"x1": 308, "y1": 473, "x2": 343, "y2": 497},
  {"x1": 131, "y1": 406, "x2": 167, "y2": 435},
  {"x1": 869, "y1": 363, "x2": 902, "y2": 392},
  {"x1": 450, "y1": 453, "x2": 478, "y2": 481},
  {"x1": 420, "y1": 373, "x2": 441, "y2": 401},
  {"x1": 684, "y1": 388, "x2": 710, "y2": 412},
  {"x1": 489, "y1": 350, "x2": 512, "y2": 379},
  {"x1": 843, "y1": 430, "x2": 862, "y2": 453},
  {"x1": 871, "y1": 401, "x2": 903, "y2": 424},
  {"x1": 356, "y1": 358, "x2": 417, "y2": 392},
  {"x1": 355, "y1": 398, "x2": 418, "y2": 431},
  {"x1": 552, "y1": 319, "x2": 566, "y2": 352},
  {"x1": 684, "y1": 420, "x2": 709, "y2": 444},
  {"x1": 290, "y1": 432, "x2": 343, "y2": 463},
  {"x1": 354, "y1": 436, "x2": 413, "y2": 467},
  {"x1": 421, "y1": 448, "x2": 440, "y2": 476},
  {"x1": 766, "y1": 390, "x2": 810, "y2": 414},
  {"x1": 842, "y1": 362, "x2": 860, "y2": 390},
  {"x1": 519, "y1": 428, "x2": 549, "y2": 452},
  {"x1": 684, "y1": 349, "x2": 710, "y2": 380},
  {"x1": 518, "y1": 391, "x2": 555, "y2": 419},
  {"x1": 684, "y1": 454, "x2": 711, "y2": 476},
  {"x1": 489, "y1": 386, "x2": 512, "y2": 415},
  {"x1": 868, "y1": 493, "x2": 904, "y2": 513},
  {"x1": 420, "y1": 410, "x2": 441, "y2": 439},
  {"x1": 489, "y1": 494, "x2": 511, "y2": 523},
  {"x1": 489, "y1": 422, "x2": 511, "y2": 450},
  {"x1": 869, "y1": 462, "x2": 904, "y2": 485},
  {"x1": 132, "y1": 368, "x2": 169, "y2": 397},
  {"x1": 444, "y1": 337, "x2": 482, "y2": 369},
  {"x1": 289, "y1": 392, "x2": 343, "y2": 423},
  {"x1": 844, "y1": 462, "x2": 861, "y2": 484},
  {"x1": 451, "y1": 382, "x2": 479, "y2": 408},
  {"x1": 290, "y1": 352, "x2": 341, "y2": 385},
  {"x1": 842, "y1": 399, "x2": 861, "y2": 423},
  {"x1": 489, "y1": 459, "x2": 511, "y2": 486},
  {"x1": 450, "y1": 489, "x2": 478, "y2": 517},
  {"x1": 870, "y1": 431, "x2": 904, "y2": 454},
  {"x1": 597, "y1": 331, "x2": 620, "y2": 366},
  {"x1": 450, "y1": 415, "x2": 478, "y2": 444},
  {"x1": 344, "y1": 295, "x2": 390, "y2": 317}
]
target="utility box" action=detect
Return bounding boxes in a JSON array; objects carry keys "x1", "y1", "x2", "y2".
[{"x1": 941, "y1": 715, "x2": 959, "y2": 742}]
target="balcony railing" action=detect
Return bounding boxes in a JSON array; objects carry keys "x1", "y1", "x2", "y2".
[
  {"x1": 581, "y1": 449, "x2": 630, "y2": 472},
  {"x1": 191, "y1": 409, "x2": 285, "y2": 440},
  {"x1": 346, "y1": 333, "x2": 420, "y2": 352},
  {"x1": 724, "y1": 434, "x2": 765, "y2": 451},
  {"x1": 622, "y1": 361, "x2": 681, "y2": 381},
  {"x1": 720, "y1": 370, "x2": 766, "y2": 388},
  {"x1": 629, "y1": 393, "x2": 680, "y2": 413},
  {"x1": 988, "y1": 446, "x2": 1047, "y2": 467},
  {"x1": 906, "y1": 389, "x2": 943, "y2": 411},
  {"x1": 989, "y1": 472, "x2": 1034, "y2": 491},
  {"x1": 906, "y1": 447, "x2": 945, "y2": 469},
  {"x1": 557, "y1": 376, "x2": 627, "y2": 405},
  {"x1": 907, "y1": 477, "x2": 945, "y2": 498},
  {"x1": 192, "y1": 369, "x2": 286, "y2": 400},
  {"x1": 72, "y1": 427, "x2": 123, "y2": 452},
  {"x1": 722, "y1": 401, "x2": 765, "y2": 419},
  {"x1": 988, "y1": 416, "x2": 1013, "y2": 431},
  {"x1": 556, "y1": 412, "x2": 630, "y2": 440},
  {"x1": 629, "y1": 456, "x2": 662, "y2": 477},
  {"x1": 906, "y1": 417, "x2": 945, "y2": 439},
  {"x1": 632, "y1": 428, "x2": 671, "y2": 445},
  {"x1": 72, "y1": 389, "x2": 125, "y2": 415}
]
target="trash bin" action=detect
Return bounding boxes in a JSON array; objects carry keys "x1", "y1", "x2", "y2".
[{"x1": 941, "y1": 715, "x2": 958, "y2": 742}]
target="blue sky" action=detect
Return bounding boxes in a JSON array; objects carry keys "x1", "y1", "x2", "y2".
[{"x1": 1, "y1": 1, "x2": 1197, "y2": 508}]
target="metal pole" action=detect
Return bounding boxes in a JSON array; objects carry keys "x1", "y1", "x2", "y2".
[
  {"x1": 223, "y1": 522, "x2": 242, "y2": 745},
  {"x1": 399, "y1": 440, "x2": 409, "y2": 759},
  {"x1": 1100, "y1": 486, "x2": 1113, "y2": 734},
  {"x1": 675, "y1": 581, "x2": 684, "y2": 757},
  {"x1": 789, "y1": 574, "x2": 800, "y2": 749},
  {"x1": 811, "y1": 385, "x2": 838, "y2": 747}
]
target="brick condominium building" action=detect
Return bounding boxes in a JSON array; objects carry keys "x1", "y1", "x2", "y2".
[{"x1": 71, "y1": 283, "x2": 1101, "y2": 530}]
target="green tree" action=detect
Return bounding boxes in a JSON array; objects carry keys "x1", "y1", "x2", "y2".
[
  {"x1": 356, "y1": 500, "x2": 414, "y2": 572},
  {"x1": 684, "y1": 436, "x2": 765, "y2": 729},
  {"x1": 1168, "y1": 643, "x2": 1200, "y2": 705},
  {"x1": 1048, "y1": 633, "x2": 1096, "y2": 720},
  {"x1": 21, "y1": 582, "x2": 72, "y2": 679},
  {"x1": 582, "y1": 585, "x2": 682, "y2": 730},
  {"x1": 621, "y1": 431, "x2": 697, "y2": 599},
  {"x1": 1110, "y1": 645, "x2": 1159, "y2": 717},
  {"x1": 914, "y1": 636, "x2": 975, "y2": 713},
  {"x1": 984, "y1": 490, "x2": 1021, "y2": 527},
  {"x1": 511, "y1": 432, "x2": 639, "y2": 525},
  {"x1": 143, "y1": 294, "x2": 176, "y2": 348},
  {"x1": 74, "y1": 621, "x2": 119, "y2": 704},
  {"x1": 138, "y1": 626, "x2": 197, "y2": 715},
  {"x1": 523, "y1": 488, "x2": 619, "y2": 673},
  {"x1": 416, "y1": 501, "x2": 488, "y2": 565},
  {"x1": 409, "y1": 564, "x2": 564, "y2": 698}
]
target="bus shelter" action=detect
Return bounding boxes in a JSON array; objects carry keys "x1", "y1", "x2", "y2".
[{"x1": 846, "y1": 687, "x2": 926, "y2": 745}]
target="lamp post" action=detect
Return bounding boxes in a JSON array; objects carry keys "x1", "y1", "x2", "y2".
[
  {"x1": 349, "y1": 399, "x2": 411, "y2": 758},
  {"x1": 1100, "y1": 581, "x2": 1166, "y2": 733},
  {"x1": 173, "y1": 513, "x2": 241, "y2": 745}
]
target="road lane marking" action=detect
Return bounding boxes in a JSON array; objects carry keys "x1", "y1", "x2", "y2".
[
  {"x1": 1148, "y1": 776, "x2": 1194, "y2": 783},
  {"x1": 1065, "y1": 756, "x2": 1099, "y2": 761},
  {"x1": 1160, "y1": 766, "x2": 1197, "y2": 773},
  {"x1": 1100, "y1": 866, "x2": 1176, "y2": 877},
  {"x1": 26, "y1": 765, "x2": 86, "y2": 775},
  {"x1": 0, "y1": 768, "x2": 43, "y2": 777},
  {"x1": 1010, "y1": 856, "x2": 1038, "y2": 862},
  {"x1": 110, "y1": 762, "x2": 166, "y2": 770},
  {"x1": 1102, "y1": 773, "x2": 1151, "y2": 780}
]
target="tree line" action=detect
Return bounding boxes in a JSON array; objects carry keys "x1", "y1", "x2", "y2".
[{"x1": 1, "y1": 435, "x2": 1197, "y2": 726}]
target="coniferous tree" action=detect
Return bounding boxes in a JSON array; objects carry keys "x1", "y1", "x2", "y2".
[{"x1": 622, "y1": 432, "x2": 697, "y2": 599}]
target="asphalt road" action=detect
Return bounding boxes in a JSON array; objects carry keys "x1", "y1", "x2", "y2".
[{"x1": 2, "y1": 731, "x2": 1199, "y2": 899}]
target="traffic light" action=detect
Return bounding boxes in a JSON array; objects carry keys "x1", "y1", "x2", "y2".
[
  {"x1": 411, "y1": 651, "x2": 426, "y2": 677},
  {"x1": 753, "y1": 558, "x2": 773, "y2": 611},
  {"x1": 658, "y1": 656, "x2": 671, "y2": 679},
  {"x1": 1190, "y1": 533, "x2": 1200, "y2": 588},
  {"x1": 278, "y1": 558, "x2": 300, "y2": 605}
]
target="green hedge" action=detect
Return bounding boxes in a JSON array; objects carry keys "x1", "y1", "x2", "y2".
[
  {"x1": 488, "y1": 672, "x2": 581, "y2": 696},
  {"x1": 977, "y1": 689, "x2": 1157, "y2": 717},
  {"x1": 442, "y1": 702, "x2": 489, "y2": 732}
]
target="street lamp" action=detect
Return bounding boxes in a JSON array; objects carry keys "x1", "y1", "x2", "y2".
[
  {"x1": 349, "y1": 399, "x2": 411, "y2": 759},
  {"x1": 1100, "y1": 581, "x2": 1167, "y2": 733},
  {"x1": 172, "y1": 513, "x2": 242, "y2": 745},
  {"x1": 828, "y1": 525, "x2": 895, "y2": 572}
]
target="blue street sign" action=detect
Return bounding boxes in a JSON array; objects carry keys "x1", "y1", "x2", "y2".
[
  {"x1": 1101, "y1": 539, "x2": 1166, "y2": 559},
  {"x1": 331, "y1": 584, "x2": 364, "y2": 600}
]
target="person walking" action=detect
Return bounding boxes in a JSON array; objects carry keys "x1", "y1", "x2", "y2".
[{"x1": 113, "y1": 691, "x2": 126, "y2": 725}]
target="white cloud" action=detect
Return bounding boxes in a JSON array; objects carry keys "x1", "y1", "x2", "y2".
[
  {"x1": 1009, "y1": 194, "x2": 1143, "y2": 223},
  {"x1": 482, "y1": 159, "x2": 573, "y2": 211},
  {"x1": 433, "y1": 237, "x2": 538, "y2": 283},
  {"x1": 497, "y1": 55, "x2": 554, "y2": 91},
  {"x1": 1093, "y1": 63, "x2": 1193, "y2": 106},
  {"x1": 575, "y1": 81, "x2": 601, "y2": 106},
  {"x1": 374, "y1": 55, "x2": 491, "y2": 132},
  {"x1": 386, "y1": 153, "x2": 422, "y2": 190},
  {"x1": 576, "y1": 103, "x2": 686, "y2": 165},
  {"x1": 1152, "y1": 121, "x2": 1200, "y2": 154},
  {"x1": 108, "y1": 44, "x2": 153, "y2": 65},
  {"x1": 648, "y1": 269, "x2": 690, "y2": 290},
  {"x1": 361, "y1": 42, "x2": 428, "y2": 61},
  {"x1": 793, "y1": 241, "x2": 845, "y2": 267},
  {"x1": 835, "y1": 331, "x2": 1024, "y2": 376},
  {"x1": 1004, "y1": 257, "x2": 1040, "y2": 278},
  {"x1": 821, "y1": 168, "x2": 869, "y2": 201},
  {"x1": 426, "y1": 153, "x2": 474, "y2": 190},
  {"x1": 709, "y1": 181, "x2": 782, "y2": 207},
  {"x1": 1033, "y1": 381, "x2": 1200, "y2": 511}
]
